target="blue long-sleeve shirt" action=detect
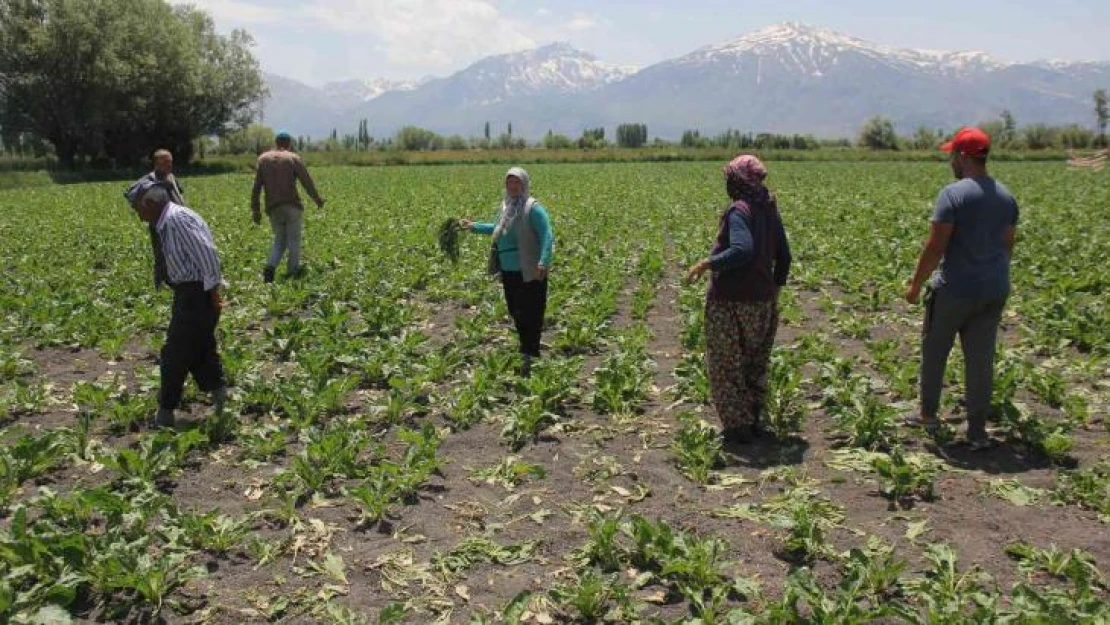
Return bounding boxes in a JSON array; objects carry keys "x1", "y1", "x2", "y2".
[
  {"x1": 473, "y1": 203, "x2": 555, "y2": 271},
  {"x1": 709, "y1": 209, "x2": 792, "y2": 287}
]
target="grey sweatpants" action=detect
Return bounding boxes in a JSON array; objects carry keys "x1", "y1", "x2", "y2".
[
  {"x1": 920, "y1": 288, "x2": 1007, "y2": 439},
  {"x1": 266, "y1": 203, "x2": 304, "y2": 272}
]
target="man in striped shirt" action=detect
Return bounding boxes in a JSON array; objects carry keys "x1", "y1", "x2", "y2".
[{"x1": 125, "y1": 178, "x2": 228, "y2": 428}]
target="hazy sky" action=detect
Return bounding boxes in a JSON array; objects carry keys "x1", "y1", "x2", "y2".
[{"x1": 179, "y1": 0, "x2": 1110, "y2": 86}]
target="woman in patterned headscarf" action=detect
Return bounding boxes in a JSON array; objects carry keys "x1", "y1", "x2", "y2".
[
  {"x1": 685, "y1": 155, "x2": 793, "y2": 443},
  {"x1": 459, "y1": 167, "x2": 555, "y2": 377}
]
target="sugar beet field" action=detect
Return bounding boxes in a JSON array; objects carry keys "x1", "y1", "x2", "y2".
[{"x1": 0, "y1": 162, "x2": 1107, "y2": 624}]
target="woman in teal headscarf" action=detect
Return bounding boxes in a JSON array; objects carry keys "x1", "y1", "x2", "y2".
[{"x1": 459, "y1": 167, "x2": 555, "y2": 377}]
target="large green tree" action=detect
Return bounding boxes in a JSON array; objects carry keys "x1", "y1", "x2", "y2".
[
  {"x1": 0, "y1": 0, "x2": 264, "y2": 167},
  {"x1": 857, "y1": 117, "x2": 899, "y2": 150}
]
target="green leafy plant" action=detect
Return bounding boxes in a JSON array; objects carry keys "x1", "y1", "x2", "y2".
[
  {"x1": 765, "y1": 350, "x2": 807, "y2": 439},
  {"x1": 871, "y1": 446, "x2": 938, "y2": 505},
  {"x1": 471, "y1": 456, "x2": 546, "y2": 491},
  {"x1": 437, "y1": 218, "x2": 460, "y2": 262},
  {"x1": 1004, "y1": 541, "x2": 1109, "y2": 622},
  {"x1": 1052, "y1": 457, "x2": 1110, "y2": 522},
  {"x1": 829, "y1": 381, "x2": 899, "y2": 450},
  {"x1": 591, "y1": 332, "x2": 653, "y2": 415},
  {"x1": 501, "y1": 395, "x2": 557, "y2": 450},
  {"x1": 998, "y1": 404, "x2": 1074, "y2": 464},
  {"x1": 900, "y1": 543, "x2": 999, "y2": 623},
  {"x1": 166, "y1": 509, "x2": 250, "y2": 556},
  {"x1": 578, "y1": 510, "x2": 624, "y2": 573},
  {"x1": 671, "y1": 412, "x2": 725, "y2": 485},
  {"x1": 347, "y1": 469, "x2": 400, "y2": 528},
  {"x1": 0, "y1": 430, "x2": 67, "y2": 507},
  {"x1": 672, "y1": 352, "x2": 710, "y2": 405},
  {"x1": 238, "y1": 424, "x2": 288, "y2": 463},
  {"x1": 548, "y1": 569, "x2": 627, "y2": 624},
  {"x1": 714, "y1": 486, "x2": 844, "y2": 563}
]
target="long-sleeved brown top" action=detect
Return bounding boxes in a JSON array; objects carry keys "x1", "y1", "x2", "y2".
[{"x1": 251, "y1": 149, "x2": 322, "y2": 212}]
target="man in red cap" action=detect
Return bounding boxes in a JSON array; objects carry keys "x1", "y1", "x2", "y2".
[{"x1": 904, "y1": 127, "x2": 1019, "y2": 450}]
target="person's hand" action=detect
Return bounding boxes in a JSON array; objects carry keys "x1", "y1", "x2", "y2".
[
  {"x1": 457, "y1": 219, "x2": 474, "y2": 231},
  {"x1": 536, "y1": 264, "x2": 548, "y2": 280},
  {"x1": 684, "y1": 260, "x2": 710, "y2": 284},
  {"x1": 252, "y1": 210, "x2": 261, "y2": 225},
  {"x1": 905, "y1": 281, "x2": 922, "y2": 305},
  {"x1": 210, "y1": 289, "x2": 225, "y2": 312}
]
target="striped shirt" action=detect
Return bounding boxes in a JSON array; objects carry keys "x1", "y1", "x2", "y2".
[{"x1": 155, "y1": 203, "x2": 222, "y2": 291}]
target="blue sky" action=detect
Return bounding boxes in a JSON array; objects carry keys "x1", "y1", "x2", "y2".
[{"x1": 181, "y1": 0, "x2": 1110, "y2": 86}]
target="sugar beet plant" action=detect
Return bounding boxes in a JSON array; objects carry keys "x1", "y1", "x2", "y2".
[
  {"x1": 591, "y1": 327, "x2": 654, "y2": 415},
  {"x1": 671, "y1": 412, "x2": 725, "y2": 485},
  {"x1": 764, "y1": 348, "x2": 807, "y2": 439}
]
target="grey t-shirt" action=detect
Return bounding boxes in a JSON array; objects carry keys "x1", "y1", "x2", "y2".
[{"x1": 930, "y1": 177, "x2": 1019, "y2": 298}]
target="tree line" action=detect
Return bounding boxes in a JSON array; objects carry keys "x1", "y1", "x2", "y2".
[
  {"x1": 192, "y1": 122, "x2": 834, "y2": 156},
  {"x1": 0, "y1": 0, "x2": 263, "y2": 167},
  {"x1": 859, "y1": 91, "x2": 1109, "y2": 151}
]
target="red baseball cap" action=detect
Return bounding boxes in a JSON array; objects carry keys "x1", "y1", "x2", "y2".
[{"x1": 941, "y1": 127, "x2": 991, "y2": 156}]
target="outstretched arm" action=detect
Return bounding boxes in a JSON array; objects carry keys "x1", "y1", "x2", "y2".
[{"x1": 459, "y1": 216, "x2": 496, "y2": 234}]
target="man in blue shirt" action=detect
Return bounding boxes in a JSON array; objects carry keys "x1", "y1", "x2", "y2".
[{"x1": 905, "y1": 127, "x2": 1019, "y2": 449}]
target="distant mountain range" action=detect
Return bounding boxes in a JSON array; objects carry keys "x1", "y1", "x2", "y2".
[{"x1": 261, "y1": 23, "x2": 1110, "y2": 140}]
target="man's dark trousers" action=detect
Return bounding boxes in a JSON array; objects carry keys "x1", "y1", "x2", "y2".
[{"x1": 160, "y1": 282, "x2": 225, "y2": 409}]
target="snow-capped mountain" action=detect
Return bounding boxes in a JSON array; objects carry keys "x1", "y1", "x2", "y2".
[
  {"x1": 262, "y1": 23, "x2": 1109, "y2": 139},
  {"x1": 429, "y1": 42, "x2": 636, "y2": 106},
  {"x1": 322, "y1": 78, "x2": 425, "y2": 108},
  {"x1": 591, "y1": 22, "x2": 1108, "y2": 137},
  {"x1": 314, "y1": 42, "x2": 639, "y2": 138},
  {"x1": 486, "y1": 42, "x2": 636, "y2": 94},
  {"x1": 682, "y1": 23, "x2": 1004, "y2": 77}
]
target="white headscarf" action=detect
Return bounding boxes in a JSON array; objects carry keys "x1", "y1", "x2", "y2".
[{"x1": 493, "y1": 167, "x2": 533, "y2": 240}]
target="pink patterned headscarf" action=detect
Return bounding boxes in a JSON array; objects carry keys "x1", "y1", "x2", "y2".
[{"x1": 723, "y1": 154, "x2": 768, "y2": 187}]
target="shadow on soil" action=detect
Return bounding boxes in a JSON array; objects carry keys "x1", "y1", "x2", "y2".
[
  {"x1": 724, "y1": 436, "x2": 810, "y2": 469},
  {"x1": 933, "y1": 441, "x2": 1071, "y2": 474}
]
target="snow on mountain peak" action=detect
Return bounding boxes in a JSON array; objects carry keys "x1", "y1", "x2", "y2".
[
  {"x1": 466, "y1": 42, "x2": 636, "y2": 100},
  {"x1": 322, "y1": 77, "x2": 425, "y2": 104},
  {"x1": 691, "y1": 22, "x2": 1005, "y2": 76}
]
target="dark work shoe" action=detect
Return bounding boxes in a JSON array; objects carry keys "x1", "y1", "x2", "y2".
[
  {"x1": 902, "y1": 414, "x2": 940, "y2": 435},
  {"x1": 722, "y1": 426, "x2": 754, "y2": 444},
  {"x1": 263, "y1": 266, "x2": 276, "y2": 283},
  {"x1": 964, "y1": 437, "x2": 997, "y2": 452},
  {"x1": 519, "y1": 354, "x2": 533, "y2": 378},
  {"x1": 153, "y1": 408, "x2": 175, "y2": 428}
]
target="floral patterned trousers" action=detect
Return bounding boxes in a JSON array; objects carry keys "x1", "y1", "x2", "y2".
[{"x1": 705, "y1": 298, "x2": 779, "y2": 431}]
